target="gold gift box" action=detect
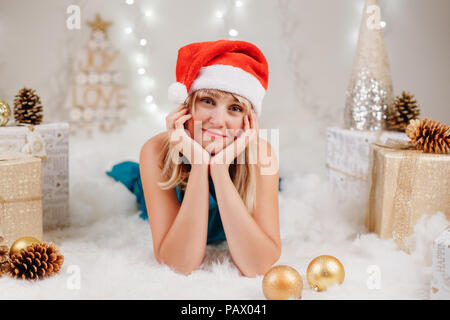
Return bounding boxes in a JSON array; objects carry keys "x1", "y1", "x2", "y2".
[
  {"x1": 0, "y1": 152, "x2": 43, "y2": 247},
  {"x1": 366, "y1": 144, "x2": 450, "y2": 252}
]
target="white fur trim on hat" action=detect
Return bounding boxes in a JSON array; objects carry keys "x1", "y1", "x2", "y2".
[
  {"x1": 168, "y1": 82, "x2": 188, "y2": 105},
  {"x1": 190, "y1": 64, "x2": 266, "y2": 115}
]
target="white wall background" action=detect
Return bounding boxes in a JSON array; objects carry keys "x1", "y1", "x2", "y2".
[{"x1": 0, "y1": 0, "x2": 449, "y2": 177}]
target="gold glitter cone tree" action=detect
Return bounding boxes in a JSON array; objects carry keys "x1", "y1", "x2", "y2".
[
  {"x1": 14, "y1": 87, "x2": 44, "y2": 125},
  {"x1": 344, "y1": 0, "x2": 394, "y2": 130},
  {"x1": 386, "y1": 91, "x2": 420, "y2": 131},
  {"x1": 406, "y1": 118, "x2": 449, "y2": 154}
]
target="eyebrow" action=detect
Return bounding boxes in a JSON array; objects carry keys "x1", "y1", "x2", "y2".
[
  {"x1": 200, "y1": 92, "x2": 240, "y2": 103},
  {"x1": 199, "y1": 92, "x2": 248, "y2": 111}
]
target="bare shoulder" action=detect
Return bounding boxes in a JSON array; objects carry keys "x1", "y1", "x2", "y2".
[
  {"x1": 257, "y1": 136, "x2": 275, "y2": 150},
  {"x1": 256, "y1": 136, "x2": 277, "y2": 160},
  {"x1": 141, "y1": 131, "x2": 168, "y2": 151},
  {"x1": 140, "y1": 131, "x2": 169, "y2": 168},
  {"x1": 256, "y1": 136, "x2": 279, "y2": 175}
]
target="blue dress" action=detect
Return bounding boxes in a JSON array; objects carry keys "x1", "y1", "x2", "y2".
[{"x1": 106, "y1": 161, "x2": 282, "y2": 245}]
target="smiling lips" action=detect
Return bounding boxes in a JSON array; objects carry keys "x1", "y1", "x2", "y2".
[{"x1": 202, "y1": 128, "x2": 227, "y2": 138}]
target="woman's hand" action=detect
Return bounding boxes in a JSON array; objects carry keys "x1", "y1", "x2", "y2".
[
  {"x1": 209, "y1": 110, "x2": 258, "y2": 172},
  {"x1": 166, "y1": 105, "x2": 210, "y2": 166}
]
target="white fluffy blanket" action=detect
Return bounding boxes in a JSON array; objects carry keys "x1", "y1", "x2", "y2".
[{"x1": 0, "y1": 118, "x2": 447, "y2": 299}]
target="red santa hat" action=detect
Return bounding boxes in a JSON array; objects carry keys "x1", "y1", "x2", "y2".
[{"x1": 168, "y1": 40, "x2": 269, "y2": 115}]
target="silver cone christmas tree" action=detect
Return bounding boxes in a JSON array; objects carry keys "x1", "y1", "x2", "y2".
[{"x1": 344, "y1": 0, "x2": 394, "y2": 131}]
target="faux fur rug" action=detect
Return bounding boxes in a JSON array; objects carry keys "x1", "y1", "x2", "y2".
[{"x1": 0, "y1": 118, "x2": 447, "y2": 299}]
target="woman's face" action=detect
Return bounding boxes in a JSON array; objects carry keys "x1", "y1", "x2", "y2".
[{"x1": 185, "y1": 91, "x2": 249, "y2": 155}]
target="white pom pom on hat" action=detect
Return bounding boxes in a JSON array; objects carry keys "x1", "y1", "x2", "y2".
[{"x1": 168, "y1": 81, "x2": 188, "y2": 105}]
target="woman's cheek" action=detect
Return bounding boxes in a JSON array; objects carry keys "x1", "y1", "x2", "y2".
[
  {"x1": 184, "y1": 118, "x2": 194, "y2": 138},
  {"x1": 191, "y1": 117, "x2": 205, "y2": 143}
]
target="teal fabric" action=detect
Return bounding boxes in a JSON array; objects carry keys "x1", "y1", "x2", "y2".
[{"x1": 106, "y1": 161, "x2": 282, "y2": 245}]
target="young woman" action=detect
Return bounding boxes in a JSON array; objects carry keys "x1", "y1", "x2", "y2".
[{"x1": 139, "y1": 40, "x2": 280, "y2": 277}]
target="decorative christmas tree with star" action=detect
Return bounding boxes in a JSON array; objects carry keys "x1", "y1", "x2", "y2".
[{"x1": 66, "y1": 14, "x2": 128, "y2": 135}]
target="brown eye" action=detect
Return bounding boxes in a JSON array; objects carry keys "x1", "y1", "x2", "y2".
[
  {"x1": 230, "y1": 105, "x2": 243, "y2": 112},
  {"x1": 200, "y1": 97, "x2": 213, "y2": 104}
]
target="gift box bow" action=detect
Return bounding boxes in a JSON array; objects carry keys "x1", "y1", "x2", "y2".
[{"x1": 372, "y1": 138, "x2": 416, "y2": 150}]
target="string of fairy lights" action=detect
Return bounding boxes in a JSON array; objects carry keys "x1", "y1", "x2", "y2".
[
  {"x1": 121, "y1": 0, "x2": 246, "y2": 124},
  {"x1": 120, "y1": 0, "x2": 386, "y2": 124}
]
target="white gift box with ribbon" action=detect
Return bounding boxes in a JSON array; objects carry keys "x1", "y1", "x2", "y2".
[
  {"x1": 430, "y1": 227, "x2": 450, "y2": 299},
  {"x1": 325, "y1": 127, "x2": 409, "y2": 204},
  {"x1": 0, "y1": 122, "x2": 69, "y2": 230}
]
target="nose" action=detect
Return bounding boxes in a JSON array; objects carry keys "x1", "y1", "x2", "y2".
[{"x1": 208, "y1": 107, "x2": 226, "y2": 128}]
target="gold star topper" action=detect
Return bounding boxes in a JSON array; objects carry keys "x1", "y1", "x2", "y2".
[{"x1": 87, "y1": 14, "x2": 113, "y2": 34}]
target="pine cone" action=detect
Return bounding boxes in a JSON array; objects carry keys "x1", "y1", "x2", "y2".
[
  {"x1": 9, "y1": 242, "x2": 64, "y2": 280},
  {"x1": 386, "y1": 91, "x2": 420, "y2": 131},
  {"x1": 0, "y1": 237, "x2": 10, "y2": 277},
  {"x1": 13, "y1": 87, "x2": 44, "y2": 125},
  {"x1": 406, "y1": 118, "x2": 450, "y2": 154}
]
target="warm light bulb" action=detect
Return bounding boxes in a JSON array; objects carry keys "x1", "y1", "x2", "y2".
[
  {"x1": 145, "y1": 95, "x2": 154, "y2": 103},
  {"x1": 235, "y1": 1, "x2": 243, "y2": 7},
  {"x1": 215, "y1": 10, "x2": 224, "y2": 19},
  {"x1": 140, "y1": 38, "x2": 148, "y2": 46},
  {"x1": 138, "y1": 67, "x2": 146, "y2": 75},
  {"x1": 228, "y1": 29, "x2": 238, "y2": 37},
  {"x1": 380, "y1": 21, "x2": 386, "y2": 28},
  {"x1": 124, "y1": 27, "x2": 133, "y2": 34}
]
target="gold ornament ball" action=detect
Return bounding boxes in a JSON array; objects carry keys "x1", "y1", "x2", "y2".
[
  {"x1": 306, "y1": 255, "x2": 345, "y2": 292},
  {"x1": 0, "y1": 99, "x2": 11, "y2": 126},
  {"x1": 9, "y1": 236, "x2": 41, "y2": 256},
  {"x1": 262, "y1": 265, "x2": 303, "y2": 300}
]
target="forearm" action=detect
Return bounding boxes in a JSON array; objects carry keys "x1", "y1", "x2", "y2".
[
  {"x1": 211, "y1": 167, "x2": 281, "y2": 277},
  {"x1": 159, "y1": 164, "x2": 209, "y2": 274}
]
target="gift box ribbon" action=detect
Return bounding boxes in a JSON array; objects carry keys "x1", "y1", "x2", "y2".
[{"x1": 0, "y1": 196, "x2": 43, "y2": 204}]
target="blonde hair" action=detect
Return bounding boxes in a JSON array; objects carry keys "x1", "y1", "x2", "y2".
[{"x1": 157, "y1": 89, "x2": 257, "y2": 214}]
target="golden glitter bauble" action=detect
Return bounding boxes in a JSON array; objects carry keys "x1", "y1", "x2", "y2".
[
  {"x1": 9, "y1": 236, "x2": 41, "y2": 257},
  {"x1": 0, "y1": 99, "x2": 11, "y2": 126},
  {"x1": 306, "y1": 255, "x2": 345, "y2": 292},
  {"x1": 262, "y1": 265, "x2": 303, "y2": 300}
]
